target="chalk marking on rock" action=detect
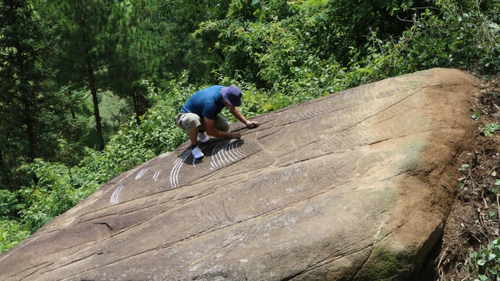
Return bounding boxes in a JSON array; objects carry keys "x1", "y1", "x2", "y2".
[
  {"x1": 170, "y1": 150, "x2": 191, "y2": 189},
  {"x1": 191, "y1": 156, "x2": 196, "y2": 166},
  {"x1": 218, "y1": 142, "x2": 226, "y2": 161},
  {"x1": 211, "y1": 140, "x2": 242, "y2": 169},
  {"x1": 229, "y1": 140, "x2": 245, "y2": 158},
  {"x1": 153, "y1": 170, "x2": 161, "y2": 181},
  {"x1": 171, "y1": 143, "x2": 241, "y2": 187},
  {"x1": 135, "y1": 168, "x2": 149, "y2": 180},
  {"x1": 373, "y1": 225, "x2": 384, "y2": 246},
  {"x1": 110, "y1": 184, "x2": 125, "y2": 205},
  {"x1": 229, "y1": 140, "x2": 246, "y2": 158},
  {"x1": 210, "y1": 144, "x2": 219, "y2": 169},
  {"x1": 213, "y1": 142, "x2": 225, "y2": 168},
  {"x1": 233, "y1": 139, "x2": 261, "y2": 158},
  {"x1": 113, "y1": 167, "x2": 141, "y2": 185},
  {"x1": 170, "y1": 152, "x2": 186, "y2": 188},
  {"x1": 226, "y1": 140, "x2": 240, "y2": 161},
  {"x1": 225, "y1": 141, "x2": 238, "y2": 161},
  {"x1": 176, "y1": 151, "x2": 191, "y2": 185},
  {"x1": 220, "y1": 144, "x2": 231, "y2": 166},
  {"x1": 210, "y1": 143, "x2": 219, "y2": 169}
]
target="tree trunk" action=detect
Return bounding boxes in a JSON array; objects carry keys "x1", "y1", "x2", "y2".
[
  {"x1": 15, "y1": 30, "x2": 37, "y2": 162},
  {"x1": 87, "y1": 58, "x2": 105, "y2": 151},
  {"x1": 24, "y1": 99, "x2": 37, "y2": 161},
  {"x1": 132, "y1": 88, "x2": 141, "y2": 125}
]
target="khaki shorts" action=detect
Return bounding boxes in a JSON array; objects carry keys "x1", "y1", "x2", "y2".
[{"x1": 175, "y1": 113, "x2": 229, "y2": 133}]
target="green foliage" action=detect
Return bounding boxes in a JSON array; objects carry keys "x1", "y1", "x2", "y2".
[
  {"x1": 471, "y1": 111, "x2": 481, "y2": 120},
  {"x1": 459, "y1": 164, "x2": 470, "y2": 171},
  {"x1": 16, "y1": 159, "x2": 88, "y2": 231},
  {"x1": 479, "y1": 123, "x2": 500, "y2": 137},
  {"x1": 95, "y1": 93, "x2": 131, "y2": 142},
  {"x1": 361, "y1": 0, "x2": 500, "y2": 76},
  {"x1": 0, "y1": 220, "x2": 31, "y2": 253},
  {"x1": 197, "y1": 0, "x2": 343, "y2": 91},
  {"x1": 469, "y1": 239, "x2": 500, "y2": 281},
  {"x1": 0, "y1": 190, "x2": 20, "y2": 219},
  {"x1": 142, "y1": 0, "x2": 226, "y2": 85}
]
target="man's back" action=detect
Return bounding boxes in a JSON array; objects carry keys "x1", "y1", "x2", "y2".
[{"x1": 180, "y1": 85, "x2": 224, "y2": 119}]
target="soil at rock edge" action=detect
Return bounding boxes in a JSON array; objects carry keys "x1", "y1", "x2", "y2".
[{"x1": 415, "y1": 73, "x2": 500, "y2": 281}]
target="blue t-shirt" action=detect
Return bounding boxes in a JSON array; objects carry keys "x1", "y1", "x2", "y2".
[{"x1": 180, "y1": 85, "x2": 226, "y2": 120}]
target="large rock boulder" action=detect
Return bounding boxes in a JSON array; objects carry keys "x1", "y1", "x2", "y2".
[{"x1": 0, "y1": 68, "x2": 479, "y2": 280}]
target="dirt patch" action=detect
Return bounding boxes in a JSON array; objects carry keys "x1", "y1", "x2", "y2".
[{"x1": 416, "y1": 74, "x2": 500, "y2": 280}]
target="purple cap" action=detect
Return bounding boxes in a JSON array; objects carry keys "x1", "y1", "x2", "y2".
[{"x1": 221, "y1": 85, "x2": 242, "y2": 106}]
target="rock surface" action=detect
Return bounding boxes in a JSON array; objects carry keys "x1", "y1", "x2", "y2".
[{"x1": 0, "y1": 68, "x2": 479, "y2": 280}]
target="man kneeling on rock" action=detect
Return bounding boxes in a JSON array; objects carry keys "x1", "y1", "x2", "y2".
[{"x1": 175, "y1": 85, "x2": 259, "y2": 160}]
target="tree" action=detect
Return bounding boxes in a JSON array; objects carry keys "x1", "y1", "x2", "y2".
[
  {"x1": 36, "y1": 0, "x2": 129, "y2": 150},
  {"x1": 104, "y1": 0, "x2": 152, "y2": 124},
  {"x1": 144, "y1": 0, "x2": 229, "y2": 85},
  {"x1": 0, "y1": 0, "x2": 65, "y2": 190}
]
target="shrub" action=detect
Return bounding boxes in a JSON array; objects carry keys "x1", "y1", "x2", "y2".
[
  {"x1": 469, "y1": 239, "x2": 500, "y2": 281},
  {"x1": 0, "y1": 220, "x2": 30, "y2": 253}
]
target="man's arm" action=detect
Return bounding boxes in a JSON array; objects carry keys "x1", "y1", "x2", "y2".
[
  {"x1": 229, "y1": 106, "x2": 259, "y2": 128},
  {"x1": 204, "y1": 117, "x2": 241, "y2": 139}
]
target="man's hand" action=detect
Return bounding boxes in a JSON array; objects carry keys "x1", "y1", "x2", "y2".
[
  {"x1": 246, "y1": 121, "x2": 259, "y2": 129},
  {"x1": 205, "y1": 117, "x2": 241, "y2": 139}
]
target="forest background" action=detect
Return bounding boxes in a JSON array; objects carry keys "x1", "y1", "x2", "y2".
[{"x1": 1, "y1": 0, "x2": 499, "y2": 279}]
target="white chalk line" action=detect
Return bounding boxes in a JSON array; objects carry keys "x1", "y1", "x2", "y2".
[
  {"x1": 219, "y1": 141, "x2": 231, "y2": 167},
  {"x1": 373, "y1": 225, "x2": 383, "y2": 246},
  {"x1": 153, "y1": 170, "x2": 161, "y2": 181},
  {"x1": 213, "y1": 142, "x2": 227, "y2": 168},
  {"x1": 210, "y1": 140, "x2": 242, "y2": 169},
  {"x1": 226, "y1": 140, "x2": 239, "y2": 161},
  {"x1": 170, "y1": 151, "x2": 191, "y2": 189},
  {"x1": 230, "y1": 140, "x2": 245, "y2": 158},
  {"x1": 170, "y1": 142, "x2": 242, "y2": 188},
  {"x1": 170, "y1": 153, "x2": 186, "y2": 188},
  {"x1": 222, "y1": 142, "x2": 235, "y2": 163},
  {"x1": 211, "y1": 142, "x2": 224, "y2": 169},
  {"x1": 227, "y1": 141, "x2": 238, "y2": 158},
  {"x1": 214, "y1": 141, "x2": 227, "y2": 169},
  {"x1": 110, "y1": 184, "x2": 125, "y2": 205},
  {"x1": 135, "y1": 167, "x2": 149, "y2": 180}
]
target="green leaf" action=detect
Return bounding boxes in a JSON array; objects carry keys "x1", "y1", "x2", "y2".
[
  {"x1": 470, "y1": 112, "x2": 481, "y2": 120},
  {"x1": 459, "y1": 164, "x2": 469, "y2": 171},
  {"x1": 489, "y1": 266, "x2": 498, "y2": 275},
  {"x1": 489, "y1": 210, "x2": 497, "y2": 218}
]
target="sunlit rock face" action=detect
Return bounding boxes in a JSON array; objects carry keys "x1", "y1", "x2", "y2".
[{"x1": 0, "y1": 68, "x2": 479, "y2": 281}]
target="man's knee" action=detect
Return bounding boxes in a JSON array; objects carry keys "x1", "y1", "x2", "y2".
[
  {"x1": 214, "y1": 117, "x2": 229, "y2": 132},
  {"x1": 177, "y1": 113, "x2": 201, "y2": 132},
  {"x1": 217, "y1": 123, "x2": 229, "y2": 132}
]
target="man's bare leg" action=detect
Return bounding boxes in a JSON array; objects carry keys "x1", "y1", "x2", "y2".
[{"x1": 189, "y1": 126, "x2": 199, "y2": 146}]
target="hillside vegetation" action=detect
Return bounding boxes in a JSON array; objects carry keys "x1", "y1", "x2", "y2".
[{"x1": 1, "y1": 0, "x2": 500, "y2": 279}]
